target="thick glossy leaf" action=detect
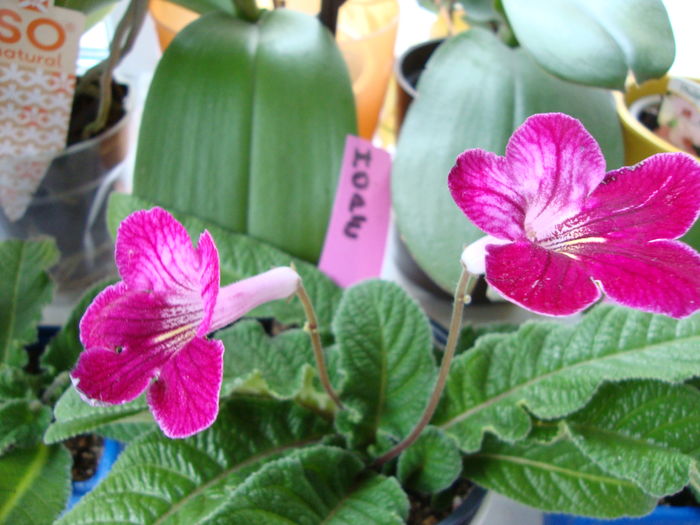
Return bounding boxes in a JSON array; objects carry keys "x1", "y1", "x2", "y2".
[
  {"x1": 397, "y1": 426, "x2": 462, "y2": 494},
  {"x1": 108, "y1": 193, "x2": 342, "y2": 327},
  {"x1": 434, "y1": 305, "x2": 700, "y2": 452},
  {"x1": 563, "y1": 380, "x2": 700, "y2": 497},
  {"x1": 0, "y1": 240, "x2": 57, "y2": 367},
  {"x1": 58, "y1": 398, "x2": 332, "y2": 524},
  {"x1": 44, "y1": 387, "x2": 153, "y2": 444},
  {"x1": 218, "y1": 320, "x2": 317, "y2": 399},
  {"x1": 0, "y1": 399, "x2": 51, "y2": 454},
  {"x1": 502, "y1": 0, "x2": 674, "y2": 89},
  {"x1": 41, "y1": 280, "x2": 112, "y2": 378},
  {"x1": 392, "y1": 28, "x2": 623, "y2": 292},
  {"x1": 0, "y1": 443, "x2": 71, "y2": 525},
  {"x1": 205, "y1": 445, "x2": 409, "y2": 525},
  {"x1": 333, "y1": 281, "x2": 437, "y2": 447},
  {"x1": 133, "y1": 9, "x2": 355, "y2": 263},
  {"x1": 463, "y1": 437, "x2": 656, "y2": 518}
]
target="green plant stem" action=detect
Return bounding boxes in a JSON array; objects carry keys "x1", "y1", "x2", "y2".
[
  {"x1": 80, "y1": 0, "x2": 148, "y2": 139},
  {"x1": 374, "y1": 267, "x2": 476, "y2": 467},
  {"x1": 232, "y1": 0, "x2": 261, "y2": 22},
  {"x1": 296, "y1": 282, "x2": 344, "y2": 410}
]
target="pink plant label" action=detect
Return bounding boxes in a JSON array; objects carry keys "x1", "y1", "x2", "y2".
[{"x1": 319, "y1": 135, "x2": 391, "y2": 288}]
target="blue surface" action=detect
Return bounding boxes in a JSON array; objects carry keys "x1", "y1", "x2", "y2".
[
  {"x1": 67, "y1": 438, "x2": 123, "y2": 509},
  {"x1": 544, "y1": 505, "x2": 700, "y2": 525}
]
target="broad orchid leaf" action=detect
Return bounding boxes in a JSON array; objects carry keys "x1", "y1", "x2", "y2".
[
  {"x1": 463, "y1": 437, "x2": 656, "y2": 518},
  {"x1": 563, "y1": 380, "x2": 700, "y2": 497},
  {"x1": 397, "y1": 426, "x2": 462, "y2": 494},
  {"x1": 133, "y1": 9, "x2": 355, "y2": 263},
  {"x1": 434, "y1": 305, "x2": 700, "y2": 452},
  {"x1": 108, "y1": 193, "x2": 342, "y2": 327},
  {"x1": 392, "y1": 28, "x2": 623, "y2": 292},
  {"x1": 168, "y1": 0, "x2": 234, "y2": 14},
  {"x1": 41, "y1": 280, "x2": 112, "y2": 378},
  {"x1": 502, "y1": 0, "x2": 674, "y2": 89},
  {"x1": 333, "y1": 281, "x2": 437, "y2": 448},
  {"x1": 58, "y1": 398, "x2": 332, "y2": 524},
  {"x1": 44, "y1": 387, "x2": 153, "y2": 444},
  {"x1": 218, "y1": 320, "x2": 318, "y2": 399},
  {"x1": 0, "y1": 443, "x2": 71, "y2": 525},
  {"x1": 204, "y1": 445, "x2": 409, "y2": 525},
  {"x1": 0, "y1": 399, "x2": 51, "y2": 455},
  {"x1": 0, "y1": 240, "x2": 57, "y2": 368}
]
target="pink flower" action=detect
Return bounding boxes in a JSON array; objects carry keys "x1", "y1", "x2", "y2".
[
  {"x1": 71, "y1": 208, "x2": 300, "y2": 438},
  {"x1": 448, "y1": 113, "x2": 700, "y2": 318}
]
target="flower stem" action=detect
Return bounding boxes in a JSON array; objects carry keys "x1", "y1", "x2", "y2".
[
  {"x1": 296, "y1": 281, "x2": 344, "y2": 410},
  {"x1": 373, "y1": 267, "x2": 476, "y2": 467}
]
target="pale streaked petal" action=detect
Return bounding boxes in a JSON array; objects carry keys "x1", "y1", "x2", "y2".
[
  {"x1": 196, "y1": 230, "x2": 219, "y2": 336},
  {"x1": 448, "y1": 149, "x2": 526, "y2": 240},
  {"x1": 505, "y1": 113, "x2": 606, "y2": 238}
]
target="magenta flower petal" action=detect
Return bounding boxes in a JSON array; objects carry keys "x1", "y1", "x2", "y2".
[
  {"x1": 71, "y1": 346, "x2": 168, "y2": 405},
  {"x1": 485, "y1": 241, "x2": 601, "y2": 316},
  {"x1": 579, "y1": 240, "x2": 700, "y2": 318},
  {"x1": 196, "y1": 230, "x2": 220, "y2": 336},
  {"x1": 450, "y1": 113, "x2": 700, "y2": 318},
  {"x1": 561, "y1": 153, "x2": 700, "y2": 243},
  {"x1": 448, "y1": 149, "x2": 526, "y2": 240},
  {"x1": 73, "y1": 207, "x2": 301, "y2": 438},
  {"x1": 115, "y1": 208, "x2": 217, "y2": 300},
  {"x1": 506, "y1": 113, "x2": 606, "y2": 237},
  {"x1": 147, "y1": 337, "x2": 224, "y2": 438},
  {"x1": 79, "y1": 282, "x2": 204, "y2": 356}
]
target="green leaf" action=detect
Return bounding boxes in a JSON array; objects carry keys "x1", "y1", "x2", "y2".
[
  {"x1": 0, "y1": 399, "x2": 51, "y2": 454},
  {"x1": 397, "y1": 426, "x2": 462, "y2": 494},
  {"x1": 333, "y1": 281, "x2": 437, "y2": 448},
  {"x1": 133, "y1": 9, "x2": 355, "y2": 263},
  {"x1": 563, "y1": 380, "x2": 700, "y2": 497},
  {"x1": 0, "y1": 240, "x2": 57, "y2": 367},
  {"x1": 168, "y1": 0, "x2": 235, "y2": 14},
  {"x1": 0, "y1": 443, "x2": 71, "y2": 525},
  {"x1": 463, "y1": 437, "x2": 656, "y2": 518},
  {"x1": 0, "y1": 366, "x2": 32, "y2": 399},
  {"x1": 44, "y1": 387, "x2": 153, "y2": 444},
  {"x1": 58, "y1": 398, "x2": 332, "y2": 524},
  {"x1": 392, "y1": 29, "x2": 623, "y2": 292},
  {"x1": 502, "y1": 0, "x2": 674, "y2": 88},
  {"x1": 108, "y1": 193, "x2": 342, "y2": 327},
  {"x1": 205, "y1": 445, "x2": 409, "y2": 525},
  {"x1": 41, "y1": 280, "x2": 112, "y2": 378},
  {"x1": 435, "y1": 305, "x2": 700, "y2": 452},
  {"x1": 219, "y1": 320, "x2": 317, "y2": 398}
]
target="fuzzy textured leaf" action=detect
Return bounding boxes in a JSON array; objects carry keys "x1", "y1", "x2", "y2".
[
  {"x1": 0, "y1": 399, "x2": 51, "y2": 454},
  {"x1": 563, "y1": 380, "x2": 700, "y2": 497},
  {"x1": 44, "y1": 387, "x2": 152, "y2": 444},
  {"x1": 133, "y1": 9, "x2": 355, "y2": 263},
  {"x1": 58, "y1": 398, "x2": 331, "y2": 524},
  {"x1": 435, "y1": 305, "x2": 700, "y2": 452},
  {"x1": 463, "y1": 437, "x2": 656, "y2": 518},
  {"x1": 205, "y1": 446, "x2": 409, "y2": 525},
  {"x1": 392, "y1": 28, "x2": 622, "y2": 292},
  {"x1": 0, "y1": 443, "x2": 71, "y2": 525},
  {"x1": 218, "y1": 320, "x2": 316, "y2": 399},
  {"x1": 333, "y1": 281, "x2": 436, "y2": 448},
  {"x1": 397, "y1": 426, "x2": 462, "y2": 494},
  {"x1": 108, "y1": 193, "x2": 342, "y2": 327},
  {"x1": 503, "y1": 0, "x2": 674, "y2": 88},
  {"x1": 0, "y1": 240, "x2": 57, "y2": 367}
]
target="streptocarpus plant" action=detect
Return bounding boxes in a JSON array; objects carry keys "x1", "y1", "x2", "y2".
[{"x1": 48, "y1": 114, "x2": 700, "y2": 523}]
